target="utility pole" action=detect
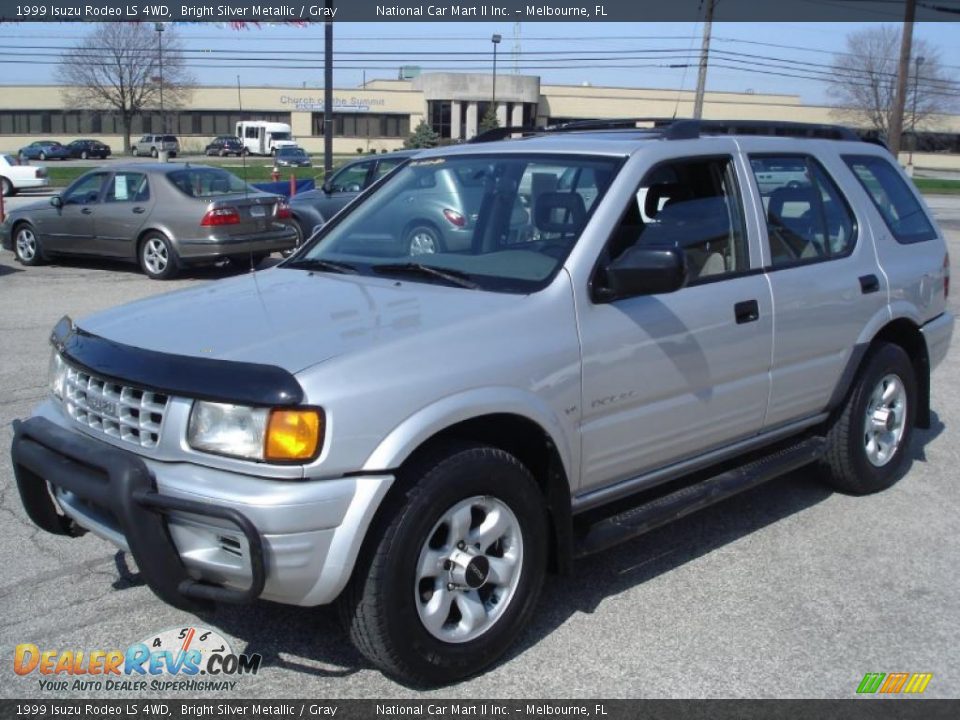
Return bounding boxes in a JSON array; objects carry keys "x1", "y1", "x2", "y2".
[
  {"x1": 692, "y1": 0, "x2": 715, "y2": 120},
  {"x1": 889, "y1": 0, "x2": 916, "y2": 157},
  {"x1": 324, "y1": 0, "x2": 334, "y2": 178}
]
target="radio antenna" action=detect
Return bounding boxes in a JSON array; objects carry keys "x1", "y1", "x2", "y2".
[{"x1": 237, "y1": 75, "x2": 250, "y2": 193}]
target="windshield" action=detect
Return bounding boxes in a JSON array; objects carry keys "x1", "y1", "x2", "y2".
[
  {"x1": 271, "y1": 132, "x2": 292, "y2": 141},
  {"x1": 166, "y1": 168, "x2": 251, "y2": 197},
  {"x1": 288, "y1": 153, "x2": 620, "y2": 293},
  {"x1": 279, "y1": 148, "x2": 306, "y2": 157}
]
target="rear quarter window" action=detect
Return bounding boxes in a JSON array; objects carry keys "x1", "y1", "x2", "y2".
[{"x1": 842, "y1": 154, "x2": 937, "y2": 244}]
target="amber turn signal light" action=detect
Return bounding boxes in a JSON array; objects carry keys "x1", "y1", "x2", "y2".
[{"x1": 265, "y1": 409, "x2": 323, "y2": 461}]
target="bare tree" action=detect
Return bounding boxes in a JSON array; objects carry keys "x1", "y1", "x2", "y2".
[
  {"x1": 55, "y1": 23, "x2": 194, "y2": 153},
  {"x1": 828, "y1": 25, "x2": 958, "y2": 144}
]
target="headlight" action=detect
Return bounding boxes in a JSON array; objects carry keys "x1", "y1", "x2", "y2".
[
  {"x1": 187, "y1": 401, "x2": 323, "y2": 463},
  {"x1": 48, "y1": 350, "x2": 66, "y2": 399}
]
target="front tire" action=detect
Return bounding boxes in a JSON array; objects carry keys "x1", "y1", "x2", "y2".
[
  {"x1": 80, "y1": 150, "x2": 89, "y2": 160},
  {"x1": 38, "y1": 151, "x2": 46, "y2": 161},
  {"x1": 139, "y1": 233, "x2": 179, "y2": 280},
  {"x1": 151, "y1": 147, "x2": 158, "y2": 158},
  {"x1": 340, "y1": 444, "x2": 548, "y2": 685},
  {"x1": 820, "y1": 343, "x2": 917, "y2": 495},
  {"x1": 1, "y1": 177, "x2": 14, "y2": 197},
  {"x1": 132, "y1": 147, "x2": 139, "y2": 157},
  {"x1": 14, "y1": 223, "x2": 44, "y2": 266}
]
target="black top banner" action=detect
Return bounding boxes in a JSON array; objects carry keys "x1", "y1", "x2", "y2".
[{"x1": 0, "y1": 0, "x2": 959, "y2": 23}]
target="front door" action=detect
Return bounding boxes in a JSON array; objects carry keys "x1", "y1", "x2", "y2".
[
  {"x1": 40, "y1": 172, "x2": 109, "y2": 254},
  {"x1": 577, "y1": 149, "x2": 773, "y2": 494}
]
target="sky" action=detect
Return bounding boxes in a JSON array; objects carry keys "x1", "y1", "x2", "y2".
[{"x1": 0, "y1": 21, "x2": 958, "y2": 107}]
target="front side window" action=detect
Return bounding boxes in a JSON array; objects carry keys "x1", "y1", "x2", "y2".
[
  {"x1": 64, "y1": 172, "x2": 109, "y2": 205},
  {"x1": 750, "y1": 156, "x2": 857, "y2": 267},
  {"x1": 289, "y1": 154, "x2": 620, "y2": 293},
  {"x1": 329, "y1": 162, "x2": 371, "y2": 192},
  {"x1": 842, "y1": 154, "x2": 937, "y2": 244},
  {"x1": 604, "y1": 156, "x2": 748, "y2": 284}
]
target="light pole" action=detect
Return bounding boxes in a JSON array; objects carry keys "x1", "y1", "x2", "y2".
[
  {"x1": 491, "y1": 34, "x2": 502, "y2": 124},
  {"x1": 909, "y1": 55, "x2": 925, "y2": 169},
  {"x1": 155, "y1": 23, "x2": 165, "y2": 135}
]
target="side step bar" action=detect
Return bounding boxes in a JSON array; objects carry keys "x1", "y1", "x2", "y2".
[{"x1": 574, "y1": 437, "x2": 826, "y2": 558}]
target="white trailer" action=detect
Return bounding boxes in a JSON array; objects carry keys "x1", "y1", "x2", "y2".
[{"x1": 236, "y1": 121, "x2": 298, "y2": 156}]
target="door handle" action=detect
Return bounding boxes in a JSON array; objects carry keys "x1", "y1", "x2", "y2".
[
  {"x1": 81, "y1": 208, "x2": 92, "y2": 215},
  {"x1": 132, "y1": 207, "x2": 145, "y2": 214},
  {"x1": 859, "y1": 274, "x2": 880, "y2": 294},
  {"x1": 734, "y1": 300, "x2": 760, "y2": 324}
]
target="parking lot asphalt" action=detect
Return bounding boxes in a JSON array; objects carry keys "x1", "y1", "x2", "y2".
[{"x1": 1, "y1": 198, "x2": 959, "y2": 700}]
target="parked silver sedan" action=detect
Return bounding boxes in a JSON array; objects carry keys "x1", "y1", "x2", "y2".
[{"x1": 0, "y1": 163, "x2": 297, "y2": 279}]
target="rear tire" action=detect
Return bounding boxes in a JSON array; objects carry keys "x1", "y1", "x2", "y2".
[
  {"x1": 14, "y1": 223, "x2": 44, "y2": 266},
  {"x1": 139, "y1": 233, "x2": 179, "y2": 280},
  {"x1": 820, "y1": 343, "x2": 917, "y2": 495},
  {"x1": 132, "y1": 147, "x2": 139, "y2": 157},
  {"x1": 151, "y1": 147, "x2": 158, "y2": 158},
  {"x1": 80, "y1": 150, "x2": 89, "y2": 160},
  {"x1": 339, "y1": 443, "x2": 548, "y2": 685},
  {"x1": 405, "y1": 224, "x2": 442, "y2": 256},
  {"x1": 281, "y1": 218, "x2": 303, "y2": 258},
  {"x1": 38, "y1": 151, "x2": 46, "y2": 161}
]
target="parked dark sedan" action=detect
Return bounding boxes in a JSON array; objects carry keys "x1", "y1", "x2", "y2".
[
  {"x1": 274, "y1": 147, "x2": 312, "y2": 168},
  {"x1": 205, "y1": 136, "x2": 246, "y2": 157},
  {"x1": 19, "y1": 141, "x2": 72, "y2": 161},
  {"x1": 287, "y1": 150, "x2": 416, "y2": 253},
  {"x1": 66, "y1": 139, "x2": 111, "y2": 160},
  {"x1": 1, "y1": 163, "x2": 297, "y2": 280},
  {"x1": 288, "y1": 149, "x2": 534, "y2": 258}
]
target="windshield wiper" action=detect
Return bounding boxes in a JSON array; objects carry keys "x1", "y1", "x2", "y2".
[
  {"x1": 372, "y1": 263, "x2": 479, "y2": 289},
  {"x1": 285, "y1": 258, "x2": 358, "y2": 274}
]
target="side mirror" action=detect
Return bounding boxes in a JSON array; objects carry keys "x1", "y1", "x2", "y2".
[
  {"x1": 321, "y1": 179, "x2": 333, "y2": 194},
  {"x1": 49, "y1": 196, "x2": 62, "y2": 209},
  {"x1": 594, "y1": 245, "x2": 687, "y2": 302}
]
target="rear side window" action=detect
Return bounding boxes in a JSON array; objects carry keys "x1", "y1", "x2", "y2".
[
  {"x1": 842, "y1": 155, "x2": 937, "y2": 244},
  {"x1": 167, "y1": 168, "x2": 248, "y2": 197},
  {"x1": 750, "y1": 155, "x2": 857, "y2": 267}
]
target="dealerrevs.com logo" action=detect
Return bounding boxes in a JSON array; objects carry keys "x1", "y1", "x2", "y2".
[{"x1": 14, "y1": 627, "x2": 262, "y2": 693}]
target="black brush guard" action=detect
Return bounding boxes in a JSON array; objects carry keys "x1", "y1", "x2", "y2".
[{"x1": 12, "y1": 416, "x2": 265, "y2": 609}]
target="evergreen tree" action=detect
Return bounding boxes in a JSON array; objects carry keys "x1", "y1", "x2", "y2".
[
  {"x1": 404, "y1": 120, "x2": 440, "y2": 149},
  {"x1": 479, "y1": 106, "x2": 500, "y2": 134}
]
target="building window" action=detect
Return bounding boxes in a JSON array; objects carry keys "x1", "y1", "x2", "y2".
[
  {"x1": 428, "y1": 101, "x2": 451, "y2": 138},
  {"x1": 311, "y1": 112, "x2": 410, "y2": 138}
]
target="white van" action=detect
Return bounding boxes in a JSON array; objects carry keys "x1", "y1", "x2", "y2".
[{"x1": 236, "y1": 121, "x2": 298, "y2": 156}]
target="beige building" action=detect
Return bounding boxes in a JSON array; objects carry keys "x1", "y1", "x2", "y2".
[{"x1": 2, "y1": 73, "x2": 959, "y2": 168}]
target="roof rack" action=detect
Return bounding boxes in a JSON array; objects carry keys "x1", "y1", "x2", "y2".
[{"x1": 467, "y1": 118, "x2": 866, "y2": 144}]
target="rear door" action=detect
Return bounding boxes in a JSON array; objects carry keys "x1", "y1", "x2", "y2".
[
  {"x1": 92, "y1": 172, "x2": 154, "y2": 258},
  {"x1": 741, "y1": 143, "x2": 887, "y2": 428}
]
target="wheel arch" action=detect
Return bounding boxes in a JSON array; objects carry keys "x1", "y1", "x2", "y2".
[
  {"x1": 831, "y1": 317, "x2": 930, "y2": 430},
  {"x1": 363, "y1": 402, "x2": 575, "y2": 576}
]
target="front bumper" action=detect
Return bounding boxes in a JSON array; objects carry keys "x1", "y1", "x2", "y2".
[{"x1": 12, "y1": 414, "x2": 393, "y2": 609}]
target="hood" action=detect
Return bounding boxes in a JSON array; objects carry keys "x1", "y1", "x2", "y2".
[
  {"x1": 272, "y1": 140, "x2": 298, "y2": 148},
  {"x1": 76, "y1": 268, "x2": 519, "y2": 375}
]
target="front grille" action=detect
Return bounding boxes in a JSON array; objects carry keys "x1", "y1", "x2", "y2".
[{"x1": 62, "y1": 366, "x2": 169, "y2": 448}]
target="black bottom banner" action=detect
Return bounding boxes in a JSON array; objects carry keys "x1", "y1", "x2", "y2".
[{"x1": 3, "y1": 699, "x2": 960, "y2": 720}]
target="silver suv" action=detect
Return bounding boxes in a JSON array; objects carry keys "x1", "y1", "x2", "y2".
[
  {"x1": 131, "y1": 134, "x2": 179, "y2": 158},
  {"x1": 11, "y1": 120, "x2": 953, "y2": 685}
]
